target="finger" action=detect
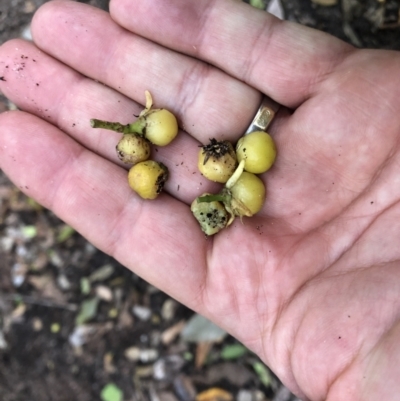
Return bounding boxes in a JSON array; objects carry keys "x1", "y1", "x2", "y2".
[
  {"x1": 0, "y1": 39, "x2": 220, "y2": 204},
  {"x1": 0, "y1": 110, "x2": 208, "y2": 307},
  {"x1": 110, "y1": 0, "x2": 354, "y2": 107},
  {"x1": 31, "y1": 0, "x2": 261, "y2": 142}
]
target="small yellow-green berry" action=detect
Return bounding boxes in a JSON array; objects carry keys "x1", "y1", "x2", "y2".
[
  {"x1": 236, "y1": 131, "x2": 276, "y2": 174},
  {"x1": 198, "y1": 138, "x2": 237, "y2": 183},
  {"x1": 128, "y1": 161, "x2": 169, "y2": 200},
  {"x1": 116, "y1": 134, "x2": 151, "y2": 164},
  {"x1": 229, "y1": 171, "x2": 266, "y2": 216},
  {"x1": 144, "y1": 109, "x2": 178, "y2": 146}
]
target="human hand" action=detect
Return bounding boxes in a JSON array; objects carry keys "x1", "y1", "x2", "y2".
[{"x1": 1, "y1": 1, "x2": 400, "y2": 400}]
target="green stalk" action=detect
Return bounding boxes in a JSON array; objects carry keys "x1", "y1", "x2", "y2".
[{"x1": 90, "y1": 118, "x2": 146, "y2": 135}]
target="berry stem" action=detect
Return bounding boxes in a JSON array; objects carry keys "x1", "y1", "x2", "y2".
[
  {"x1": 226, "y1": 160, "x2": 245, "y2": 189},
  {"x1": 90, "y1": 118, "x2": 146, "y2": 135}
]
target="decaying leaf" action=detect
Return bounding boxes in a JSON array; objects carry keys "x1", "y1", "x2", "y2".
[
  {"x1": 161, "y1": 320, "x2": 186, "y2": 345},
  {"x1": 89, "y1": 264, "x2": 115, "y2": 282},
  {"x1": 56, "y1": 224, "x2": 75, "y2": 243},
  {"x1": 195, "y1": 341, "x2": 213, "y2": 368},
  {"x1": 220, "y1": 343, "x2": 248, "y2": 360},
  {"x1": 196, "y1": 388, "x2": 233, "y2": 401},
  {"x1": 75, "y1": 297, "x2": 100, "y2": 325},
  {"x1": 252, "y1": 361, "x2": 275, "y2": 388},
  {"x1": 181, "y1": 314, "x2": 227, "y2": 343}
]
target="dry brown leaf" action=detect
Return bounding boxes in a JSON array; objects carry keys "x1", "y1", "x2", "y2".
[
  {"x1": 161, "y1": 320, "x2": 186, "y2": 345},
  {"x1": 195, "y1": 341, "x2": 213, "y2": 369},
  {"x1": 196, "y1": 388, "x2": 233, "y2": 401},
  {"x1": 117, "y1": 301, "x2": 134, "y2": 329},
  {"x1": 28, "y1": 274, "x2": 67, "y2": 303},
  {"x1": 103, "y1": 352, "x2": 116, "y2": 374},
  {"x1": 11, "y1": 303, "x2": 27, "y2": 320}
]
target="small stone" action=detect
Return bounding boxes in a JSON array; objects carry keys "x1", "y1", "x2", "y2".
[
  {"x1": 124, "y1": 346, "x2": 141, "y2": 361},
  {"x1": 69, "y1": 324, "x2": 97, "y2": 347},
  {"x1": 132, "y1": 305, "x2": 152, "y2": 321},
  {"x1": 95, "y1": 285, "x2": 113, "y2": 302},
  {"x1": 57, "y1": 274, "x2": 72, "y2": 291},
  {"x1": 161, "y1": 299, "x2": 178, "y2": 321},
  {"x1": 23, "y1": 1, "x2": 35, "y2": 13},
  {"x1": 153, "y1": 355, "x2": 185, "y2": 381},
  {"x1": 139, "y1": 349, "x2": 159, "y2": 363},
  {"x1": 11, "y1": 262, "x2": 27, "y2": 287},
  {"x1": 0, "y1": 237, "x2": 14, "y2": 252},
  {"x1": 124, "y1": 346, "x2": 159, "y2": 363},
  {"x1": 32, "y1": 317, "x2": 43, "y2": 331},
  {"x1": 237, "y1": 390, "x2": 252, "y2": 401},
  {"x1": 0, "y1": 331, "x2": 8, "y2": 350}
]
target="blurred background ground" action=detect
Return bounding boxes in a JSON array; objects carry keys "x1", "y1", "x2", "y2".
[{"x1": 1, "y1": 1, "x2": 400, "y2": 401}]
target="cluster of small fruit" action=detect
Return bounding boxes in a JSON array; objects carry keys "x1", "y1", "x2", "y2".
[
  {"x1": 90, "y1": 92, "x2": 277, "y2": 236},
  {"x1": 191, "y1": 131, "x2": 276, "y2": 235},
  {"x1": 90, "y1": 91, "x2": 178, "y2": 199}
]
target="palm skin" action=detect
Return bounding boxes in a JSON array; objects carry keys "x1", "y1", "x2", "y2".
[{"x1": 1, "y1": 0, "x2": 400, "y2": 400}]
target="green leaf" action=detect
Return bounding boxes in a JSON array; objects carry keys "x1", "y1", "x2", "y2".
[
  {"x1": 89, "y1": 264, "x2": 115, "y2": 282},
  {"x1": 181, "y1": 313, "x2": 227, "y2": 343},
  {"x1": 80, "y1": 277, "x2": 91, "y2": 295},
  {"x1": 27, "y1": 197, "x2": 42, "y2": 211},
  {"x1": 250, "y1": 0, "x2": 266, "y2": 9},
  {"x1": 21, "y1": 225, "x2": 37, "y2": 239},
  {"x1": 101, "y1": 383, "x2": 123, "y2": 401},
  {"x1": 57, "y1": 225, "x2": 75, "y2": 243},
  {"x1": 253, "y1": 361, "x2": 274, "y2": 388},
  {"x1": 220, "y1": 343, "x2": 248, "y2": 360},
  {"x1": 75, "y1": 297, "x2": 100, "y2": 325}
]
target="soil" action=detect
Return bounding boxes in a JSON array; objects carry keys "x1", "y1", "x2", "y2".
[{"x1": 1, "y1": 1, "x2": 400, "y2": 401}]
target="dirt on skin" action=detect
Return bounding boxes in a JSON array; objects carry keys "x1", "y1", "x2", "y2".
[{"x1": 1, "y1": 0, "x2": 400, "y2": 400}]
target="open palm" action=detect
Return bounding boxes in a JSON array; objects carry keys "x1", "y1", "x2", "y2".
[{"x1": 1, "y1": 0, "x2": 400, "y2": 400}]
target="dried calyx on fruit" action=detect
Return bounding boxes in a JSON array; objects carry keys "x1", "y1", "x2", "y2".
[
  {"x1": 90, "y1": 91, "x2": 178, "y2": 151},
  {"x1": 192, "y1": 127, "x2": 277, "y2": 235},
  {"x1": 128, "y1": 160, "x2": 169, "y2": 200},
  {"x1": 90, "y1": 91, "x2": 175, "y2": 200},
  {"x1": 191, "y1": 160, "x2": 266, "y2": 235},
  {"x1": 198, "y1": 138, "x2": 237, "y2": 183}
]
